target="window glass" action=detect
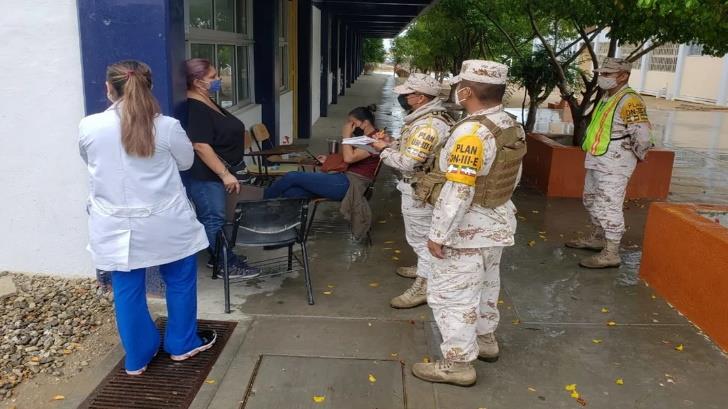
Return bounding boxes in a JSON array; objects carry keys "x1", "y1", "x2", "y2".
[
  {"x1": 237, "y1": 0, "x2": 248, "y2": 35},
  {"x1": 189, "y1": 0, "x2": 213, "y2": 29},
  {"x1": 237, "y1": 46, "x2": 250, "y2": 102},
  {"x1": 190, "y1": 43, "x2": 214, "y2": 63},
  {"x1": 217, "y1": 45, "x2": 236, "y2": 107},
  {"x1": 214, "y1": 0, "x2": 235, "y2": 32}
]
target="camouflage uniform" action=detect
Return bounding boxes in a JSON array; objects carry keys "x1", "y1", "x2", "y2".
[
  {"x1": 383, "y1": 74, "x2": 451, "y2": 282},
  {"x1": 583, "y1": 84, "x2": 651, "y2": 242},
  {"x1": 428, "y1": 105, "x2": 520, "y2": 362}
]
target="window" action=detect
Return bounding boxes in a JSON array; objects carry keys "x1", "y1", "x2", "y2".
[
  {"x1": 688, "y1": 44, "x2": 704, "y2": 56},
  {"x1": 649, "y1": 43, "x2": 679, "y2": 72},
  {"x1": 187, "y1": 0, "x2": 253, "y2": 108},
  {"x1": 279, "y1": 0, "x2": 291, "y2": 93},
  {"x1": 617, "y1": 43, "x2": 642, "y2": 69}
]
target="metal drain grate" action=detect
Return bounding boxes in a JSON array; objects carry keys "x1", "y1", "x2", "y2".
[{"x1": 79, "y1": 319, "x2": 237, "y2": 409}]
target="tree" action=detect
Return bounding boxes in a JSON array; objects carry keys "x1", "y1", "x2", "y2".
[
  {"x1": 362, "y1": 38, "x2": 386, "y2": 64},
  {"x1": 525, "y1": 0, "x2": 728, "y2": 144}
]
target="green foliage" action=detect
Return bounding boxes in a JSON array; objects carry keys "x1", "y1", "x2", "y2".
[{"x1": 362, "y1": 38, "x2": 386, "y2": 64}]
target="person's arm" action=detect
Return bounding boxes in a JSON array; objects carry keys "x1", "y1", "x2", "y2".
[
  {"x1": 193, "y1": 143, "x2": 240, "y2": 193},
  {"x1": 378, "y1": 120, "x2": 444, "y2": 172},
  {"x1": 187, "y1": 102, "x2": 240, "y2": 193},
  {"x1": 428, "y1": 124, "x2": 490, "y2": 257},
  {"x1": 169, "y1": 120, "x2": 195, "y2": 171},
  {"x1": 340, "y1": 119, "x2": 372, "y2": 164},
  {"x1": 619, "y1": 95, "x2": 652, "y2": 160}
]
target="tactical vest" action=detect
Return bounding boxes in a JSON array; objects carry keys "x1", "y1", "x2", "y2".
[
  {"x1": 583, "y1": 87, "x2": 638, "y2": 156},
  {"x1": 412, "y1": 114, "x2": 526, "y2": 208},
  {"x1": 398, "y1": 111, "x2": 454, "y2": 175}
]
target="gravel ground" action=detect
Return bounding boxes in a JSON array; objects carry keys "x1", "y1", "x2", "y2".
[{"x1": 0, "y1": 272, "x2": 114, "y2": 401}]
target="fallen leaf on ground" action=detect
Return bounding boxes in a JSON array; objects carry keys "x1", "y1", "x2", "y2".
[
  {"x1": 378, "y1": 220, "x2": 387, "y2": 224},
  {"x1": 51, "y1": 395, "x2": 65, "y2": 401},
  {"x1": 517, "y1": 216, "x2": 527, "y2": 221},
  {"x1": 570, "y1": 391, "x2": 580, "y2": 399},
  {"x1": 313, "y1": 395, "x2": 326, "y2": 403},
  {"x1": 675, "y1": 344, "x2": 684, "y2": 352},
  {"x1": 651, "y1": 295, "x2": 657, "y2": 300},
  {"x1": 531, "y1": 210, "x2": 540, "y2": 214},
  {"x1": 392, "y1": 256, "x2": 400, "y2": 261},
  {"x1": 607, "y1": 321, "x2": 617, "y2": 326},
  {"x1": 323, "y1": 291, "x2": 333, "y2": 295},
  {"x1": 528, "y1": 240, "x2": 536, "y2": 247},
  {"x1": 616, "y1": 378, "x2": 624, "y2": 385},
  {"x1": 382, "y1": 247, "x2": 393, "y2": 250},
  {"x1": 369, "y1": 282, "x2": 380, "y2": 288},
  {"x1": 592, "y1": 339, "x2": 603, "y2": 344},
  {"x1": 390, "y1": 352, "x2": 398, "y2": 357},
  {"x1": 512, "y1": 319, "x2": 521, "y2": 325},
  {"x1": 368, "y1": 374, "x2": 377, "y2": 383},
  {"x1": 423, "y1": 357, "x2": 430, "y2": 363},
  {"x1": 528, "y1": 387, "x2": 537, "y2": 392},
  {"x1": 498, "y1": 300, "x2": 504, "y2": 305},
  {"x1": 394, "y1": 249, "x2": 401, "y2": 254},
  {"x1": 576, "y1": 397, "x2": 587, "y2": 406},
  {"x1": 384, "y1": 240, "x2": 395, "y2": 244},
  {"x1": 565, "y1": 384, "x2": 577, "y2": 392},
  {"x1": 601, "y1": 307, "x2": 609, "y2": 313},
  {"x1": 205, "y1": 379, "x2": 216, "y2": 384},
  {"x1": 327, "y1": 284, "x2": 335, "y2": 289},
  {"x1": 538, "y1": 231, "x2": 546, "y2": 234}
]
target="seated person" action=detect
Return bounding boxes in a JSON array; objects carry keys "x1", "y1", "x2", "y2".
[{"x1": 264, "y1": 105, "x2": 388, "y2": 200}]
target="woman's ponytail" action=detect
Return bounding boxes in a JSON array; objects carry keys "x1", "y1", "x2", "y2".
[{"x1": 106, "y1": 60, "x2": 161, "y2": 157}]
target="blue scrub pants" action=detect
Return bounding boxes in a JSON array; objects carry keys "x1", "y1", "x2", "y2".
[
  {"x1": 264, "y1": 171, "x2": 349, "y2": 200},
  {"x1": 111, "y1": 255, "x2": 202, "y2": 371}
]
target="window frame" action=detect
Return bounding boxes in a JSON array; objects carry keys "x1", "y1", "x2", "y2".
[
  {"x1": 185, "y1": 0, "x2": 255, "y2": 110},
  {"x1": 278, "y1": 0, "x2": 291, "y2": 93}
]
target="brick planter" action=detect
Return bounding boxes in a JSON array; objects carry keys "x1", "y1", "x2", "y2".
[
  {"x1": 522, "y1": 133, "x2": 675, "y2": 199},
  {"x1": 640, "y1": 203, "x2": 728, "y2": 351}
]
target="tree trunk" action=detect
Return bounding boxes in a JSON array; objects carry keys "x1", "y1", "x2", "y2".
[{"x1": 525, "y1": 93, "x2": 539, "y2": 133}]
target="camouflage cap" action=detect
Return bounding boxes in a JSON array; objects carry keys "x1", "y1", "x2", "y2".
[
  {"x1": 452, "y1": 60, "x2": 508, "y2": 85},
  {"x1": 594, "y1": 57, "x2": 632, "y2": 73},
  {"x1": 393, "y1": 73, "x2": 441, "y2": 96}
]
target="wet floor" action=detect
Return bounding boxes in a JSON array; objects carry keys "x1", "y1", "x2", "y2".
[{"x1": 191, "y1": 74, "x2": 728, "y2": 409}]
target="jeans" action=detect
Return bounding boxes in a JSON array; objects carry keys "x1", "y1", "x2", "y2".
[
  {"x1": 187, "y1": 178, "x2": 238, "y2": 264},
  {"x1": 111, "y1": 255, "x2": 202, "y2": 371},
  {"x1": 264, "y1": 171, "x2": 350, "y2": 200}
]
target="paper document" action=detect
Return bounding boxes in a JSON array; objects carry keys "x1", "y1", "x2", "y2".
[{"x1": 341, "y1": 136, "x2": 377, "y2": 145}]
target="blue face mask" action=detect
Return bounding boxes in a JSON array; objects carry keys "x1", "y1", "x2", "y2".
[{"x1": 207, "y1": 79, "x2": 222, "y2": 93}]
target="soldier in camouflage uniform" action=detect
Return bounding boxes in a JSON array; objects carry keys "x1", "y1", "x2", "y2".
[
  {"x1": 566, "y1": 58, "x2": 652, "y2": 269},
  {"x1": 372, "y1": 73, "x2": 452, "y2": 309},
  {"x1": 410, "y1": 61, "x2": 526, "y2": 386}
]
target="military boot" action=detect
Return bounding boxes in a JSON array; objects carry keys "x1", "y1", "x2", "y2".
[
  {"x1": 477, "y1": 333, "x2": 499, "y2": 362},
  {"x1": 565, "y1": 225, "x2": 605, "y2": 251},
  {"x1": 579, "y1": 240, "x2": 621, "y2": 269},
  {"x1": 411, "y1": 359, "x2": 476, "y2": 386},
  {"x1": 396, "y1": 265, "x2": 417, "y2": 279},
  {"x1": 390, "y1": 277, "x2": 427, "y2": 309}
]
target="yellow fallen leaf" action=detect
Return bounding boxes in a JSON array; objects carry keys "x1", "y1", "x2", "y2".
[
  {"x1": 205, "y1": 379, "x2": 216, "y2": 384},
  {"x1": 601, "y1": 307, "x2": 609, "y2": 313},
  {"x1": 382, "y1": 247, "x2": 393, "y2": 250},
  {"x1": 31, "y1": 356, "x2": 40, "y2": 362},
  {"x1": 651, "y1": 295, "x2": 657, "y2": 300},
  {"x1": 368, "y1": 374, "x2": 377, "y2": 383},
  {"x1": 390, "y1": 352, "x2": 398, "y2": 357},
  {"x1": 52, "y1": 395, "x2": 65, "y2": 401},
  {"x1": 517, "y1": 216, "x2": 527, "y2": 221},
  {"x1": 384, "y1": 240, "x2": 395, "y2": 244},
  {"x1": 394, "y1": 250, "x2": 401, "y2": 254},
  {"x1": 538, "y1": 231, "x2": 546, "y2": 234},
  {"x1": 392, "y1": 256, "x2": 400, "y2": 261},
  {"x1": 592, "y1": 339, "x2": 603, "y2": 344},
  {"x1": 497, "y1": 300, "x2": 504, "y2": 305},
  {"x1": 323, "y1": 291, "x2": 333, "y2": 295},
  {"x1": 531, "y1": 210, "x2": 540, "y2": 214},
  {"x1": 327, "y1": 284, "x2": 335, "y2": 289},
  {"x1": 528, "y1": 240, "x2": 536, "y2": 247},
  {"x1": 423, "y1": 357, "x2": 430, "y2": 363},
  {"x1": 565, "y1": 384, "x2": 577, "y2": 391},
  {"x1": 570, "y1": 391, "x2": 580, "y2": 399},
  {"x1": 539, "y1": 235, "x2": 547, "y2": 240},
  {"x1": 512, "y1": 319, "x2": 521, "y2": 325},
  {"x1": 616, "y1": 378, "x2": 624, "y2": 385},
  {"x1": 675, "y1": 344, "x2": 684, "y2": 352},
  {"x1": 528, "y1": 387, "x2": 537, "y2": 392},
  {"x1": 607, "y1": 321, "x2": 617, "y2": 326},
  {"x1": 313, "y1": 395, "x2": 326, "y2": 403},
  {"x1": 369, "y1": 282, "x2": 380, "y2": 288}
]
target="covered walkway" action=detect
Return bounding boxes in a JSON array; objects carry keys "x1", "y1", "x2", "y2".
[{"x1": 58, "y1": 74, "x2": 728, "y2": 409}]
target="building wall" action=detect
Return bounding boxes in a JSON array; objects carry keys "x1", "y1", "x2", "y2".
[
  {"x1": 682, "y1": 55, "x2": 724, "y2": 101},
  {"x1": 0, "y1": 0, "x2": 93, "y2": 276},
  {"x1": 643, "y1": 71, "x2": 676, "y2": 97},
  {"x1": 310, "y1": 5, "x2": 321, "y2": 124},
  {"x1": 329, "y1": 72, "x2": 334, "y2": 104},
  {"x1": 233, "y1": 104, "x2": 263, "y2": 134},
  {"x1": 280, "y1": 91, "x2": 294, "y2": 144}
]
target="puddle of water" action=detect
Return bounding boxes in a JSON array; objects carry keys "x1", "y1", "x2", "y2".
[
  {"x1": 616, "y1": 250, "x2": 642, "y2": 287},
  {"x1": 697, "y1": 210, "x2": 728, "y2": 227}
]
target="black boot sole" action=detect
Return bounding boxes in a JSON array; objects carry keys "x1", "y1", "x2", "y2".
[{"x1": 477, "y1": 355, "x2": 499, "y2": 363}]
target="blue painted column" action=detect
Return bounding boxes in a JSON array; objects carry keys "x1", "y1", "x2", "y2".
[
  {"x1": 77, "y1": 0, "x2": 186, "y2": 117},
  {"x1": 254, "y1": 0, "x2": 281, "y2": 143},
  {"x1": 331, "y1": 18, "x2": 340, "y2": 103}
]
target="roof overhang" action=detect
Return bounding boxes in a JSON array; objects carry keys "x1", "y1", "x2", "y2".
[{"x1": 313, "y1": 0, "x2": 439, "y2": 38}]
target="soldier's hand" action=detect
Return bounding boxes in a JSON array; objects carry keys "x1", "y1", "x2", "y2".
[
  {"x1": 371, "y1": 140, "x2": 389, "y2": 151},
  {"x1": 427, "y1": 239, "x2": 445, "y2": 259}
]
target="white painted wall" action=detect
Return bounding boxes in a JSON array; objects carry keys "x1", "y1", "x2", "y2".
[
  {"x1": 310, "y1": 6, "x2": 321, "y2": 124},
  {"x1": 0, "y1": 1, "x2": 92, "y2": 276},
  {"x1": 279, "y1": 91, "x2": 294, "y2": 144},
  {"x1": 233, "y1": 104, "x2": 263, "y2": 131},
  {"x1": 328, "y1": 72, "x2": 334, "y2": 104}
]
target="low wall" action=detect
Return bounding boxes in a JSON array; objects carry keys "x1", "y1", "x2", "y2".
[
  {"x1": 640, "y1": 203, "x2": 728, "y2": 351},
  {"x1": 522, "y1": 133, "x2": 674, "y2": 199}
]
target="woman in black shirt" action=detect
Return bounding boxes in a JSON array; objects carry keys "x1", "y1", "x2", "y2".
[{"x1": 185, "y1": 58, "x2": 258, "y2": 278}]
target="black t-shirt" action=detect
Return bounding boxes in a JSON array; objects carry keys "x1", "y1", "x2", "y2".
[{"x1": 186, "y1": 98, "x2": 246, "y2": 181}]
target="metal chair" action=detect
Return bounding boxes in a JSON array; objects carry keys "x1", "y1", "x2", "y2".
[
  {"x1": 244, "y1": 124, "x2": 312, "y2": 185},
  {"x1": 213, "y1": 198, "x2": 313, "y2": 313}
]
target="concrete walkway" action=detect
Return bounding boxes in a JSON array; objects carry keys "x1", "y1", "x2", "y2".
[{"x1": 64, "y1": 74, "x2": 728, "y2": 409}]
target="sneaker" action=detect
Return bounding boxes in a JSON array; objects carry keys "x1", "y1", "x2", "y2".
[
  {"x1": 207, "y1": 254, "x2": 247, "y2": 269},
  {"x1": 226, "y1": 260, "x2": 261, "y2": 279},
  {"x1": 170, "y1": 330, "x2": 217, "y2": 362},
  {"x1": 125, "y1": 365, "x2": 147, "y2": 376}
]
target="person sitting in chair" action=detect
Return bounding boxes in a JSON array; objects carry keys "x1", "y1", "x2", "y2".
[{"x1": 264, "y1": 105, "x2": 388, "y2": 200}]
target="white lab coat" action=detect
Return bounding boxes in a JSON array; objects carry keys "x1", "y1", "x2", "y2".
[{"x1": 79, "y1": 104, "x2": 209, "y2": 272}]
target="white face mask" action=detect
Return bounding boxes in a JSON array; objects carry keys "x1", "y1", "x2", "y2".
[
  {"x1": 597, "y1": 76, "x2": 618, "y2": 90},
  {"x1": 454, "y1": 86, "x2": 469, "y2": 106}
]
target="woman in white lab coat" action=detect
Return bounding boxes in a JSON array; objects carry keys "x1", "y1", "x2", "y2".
[{"x1": 79, "y1": 60, "x2": 216, "y2": 375}]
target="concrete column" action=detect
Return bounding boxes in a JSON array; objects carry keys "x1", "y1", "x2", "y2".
[
  {"x1": 717, "y1": 54, "x2": 728, "y2": 106},
  {"x1": 614, "y1": 40, "x2": 623, "y2": 58},
  {"x1": 670, "y1": 44, "x2": 689, "y2": 100},
  {"x1": 638, "y1": 41, "x2": 652, "y2": 93},
  {"x1": 253, "y1": 0, "x2": 281, "y2": 142},
  {"x1": 319, "y1": 8, "x2": 330, "y2": 116},
  {"x1": 296, "y1": 0, "x2": 312, "y2": 139}
]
